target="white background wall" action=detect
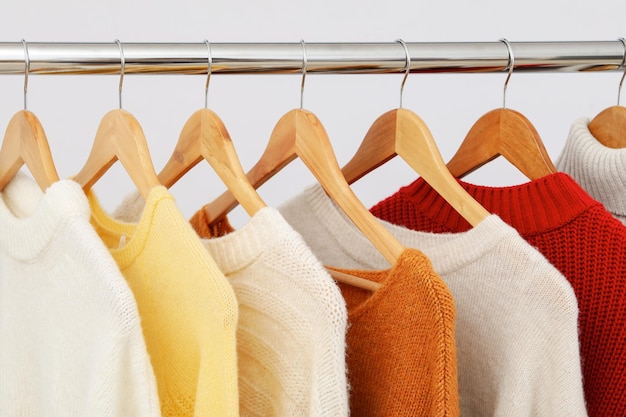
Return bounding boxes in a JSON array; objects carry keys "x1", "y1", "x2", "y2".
[{"x1": 0, "y1": 1, "x2": 624, "y2": 227}]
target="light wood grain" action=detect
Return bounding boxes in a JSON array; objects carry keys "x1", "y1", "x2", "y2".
[
  {"x1": 447, "y1": 108, "x2": 556, "y2": 180},
  {"x1": 204, "y1": 108, "x2": 404, "y2": 291},
  {"x1": 589, "y1": 106, "x2": 626, "y2": 149},
  {"x1": 74, "y1": 109, "x2": 160, "y2": 200},
  {"x1": 342, "y1": 108, "x2": 490, "y2": 227},
  {"x1": 159, "y1": 108, "x2": 266, "y2": 216},
  {"x1": 0, "y1": 110, "x2": 59, "y2": 191}
]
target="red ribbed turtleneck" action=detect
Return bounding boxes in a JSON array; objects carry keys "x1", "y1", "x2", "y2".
[{"x1": 370, "y1": 172, "x2": 626, "y2": 417}]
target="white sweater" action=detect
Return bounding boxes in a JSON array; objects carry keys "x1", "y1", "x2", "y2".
[
  {"x1": 556, "y1": 117, "x2": 626, "y2": 225},
  {"x1": 278, "y1": 184, "x2": 588, "y2": 417},
  {"x1": 0, "y1": 173, "x2": 160, "y2": 417},
  {"x1": 114, "y1": 196, "x2": 349, "y2": 417}
]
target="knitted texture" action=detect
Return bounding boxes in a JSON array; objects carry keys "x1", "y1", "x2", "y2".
[
  {"x1": 278, "y1": 185, "x2": 587, "y2": 417},
  {"x1": 556, "y1": 117, "x2": 626, "y2": 225},
  {"x1": 329, "y1": 249, "x2": 458, "y2": 417},
  {"x1": 370, "y1": 173, "x2": 626, "y2": 417},
  {"x1": 186, "y1": 206, "x2": 349, "y2": 416},
  {"x1": 89, "y1": 186, "x2": 239, "y2": 417},
  {"x1": 0, "y1": 173, "x2": 160, "y2": 417},
  {"x1": 189, "y1": 208, "x2": 236, "y2": 238}
]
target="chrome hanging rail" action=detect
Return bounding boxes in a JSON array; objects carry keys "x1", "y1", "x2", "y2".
[{"x1": 0, "y1": 41, "x2": 623, "y2": 75}]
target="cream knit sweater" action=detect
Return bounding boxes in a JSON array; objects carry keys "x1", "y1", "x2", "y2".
[
  {"x1": 278, "y1": 184, "x2": 588, "y2": 417},
  {"x1": 556, "y1": 117, "x2": 626, "y2": 225},
  {"x1": 0, "y1": 173, "x2": 160, "y2": 417},
  {"x1": 114, "y1": 195, "x2": 349, "y2": 416}
]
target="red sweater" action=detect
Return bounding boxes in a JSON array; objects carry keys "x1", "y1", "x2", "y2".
[{"x1": 370, "y1": 172, "x2": 626, "y2": 417}]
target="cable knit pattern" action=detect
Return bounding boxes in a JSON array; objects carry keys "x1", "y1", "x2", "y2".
[
  {"x1": 370, "y1": 173, "x2": 626, "y2": 417},
  {"x1": 88, "y1": 187, "x2": 239, "y2": 417},
  {"x1": 278, "y1": 184, "x2": 587, "y2": 417},
  {"x1": 123, "y1": 199, "x2": 350, "y2": 417},
  {"x1": 0, "y1": 173, "x2": 160, "y2": 417},
  {"x1": 556, "y1": 117, "x2": 626, "y2": 225}
]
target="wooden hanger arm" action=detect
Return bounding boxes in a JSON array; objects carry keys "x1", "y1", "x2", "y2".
[
  {"x1": 294, "y1": 109, "x2": 404, "y2": 264},
  {"x1": 0, "y1": 110, "x2": 59, "y2": 191},
  {"x1": 447, "y1": 108, "x2": 556, "y2": 181},
  {"x1": 198, "y1": 110, "x2": 266, "y2": 217},
  {"x1": 157, "y1": 109, "x2": 206, "y2": 189},
  {"x1": 341, "y1": 108, "x2": 489, "y2": 228},
  {"x1": 158, "y1": 108, "x2": 266, "y2": 220},
  {"x1": 394, "y1": 108, "x2": 490, "y2": 226},
  {"x1": 589, "y1": 105, "x2": 626, "y2": 149},
  {"x1": 202, "y1": 111, "x2": 298, "y2": 223},
  {"x1": 447, "y1": 110, "x2": 502, "y2": 178},
  {"x1": 74, "y1": 109, "x2": 160, "y2": 200},
  {"x1": 341, "y1": 110, "x2": 398, "y2": 184},
  {"x1": 327, "y1": 268, "x2": 381, "y2": 291}
]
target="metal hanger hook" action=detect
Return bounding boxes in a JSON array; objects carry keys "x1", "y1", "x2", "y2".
[
  {"x1": 115, "y1": 39, "x2": 125, "y2": 109},
  {"x1": 499, "y1": 38, "x2": 514, "y2": 109},
  {"x1": 300, "y1": 39, "x2": 307, "y2": 109},
  {"x1": 22, "y1": 39, "x2": 29, "y2": 110},
  {"x1": 204, "y1": 39, "x2": 212, "y2": 109},
  {"x1": 395, "y1": 39, "x2": 410, "y2": 109},
  {"x1": 617, "y1": 37, "x2": 626, "y2": 106}
]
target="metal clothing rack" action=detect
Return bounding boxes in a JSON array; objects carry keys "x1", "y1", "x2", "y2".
[{"x1": 0, "y1": 41, "x2": 624, "y2": 75}]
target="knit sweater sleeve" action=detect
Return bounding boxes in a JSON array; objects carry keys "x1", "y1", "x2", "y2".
[{"x1": 0, "y1": 175, "x2": 160, "y2": 417}]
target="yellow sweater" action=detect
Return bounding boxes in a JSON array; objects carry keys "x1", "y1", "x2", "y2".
[{"x1": 87, "y1": 187, "x2": 239, "y2": 417}]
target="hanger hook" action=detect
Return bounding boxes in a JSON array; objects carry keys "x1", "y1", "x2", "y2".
[
  {"x1": 300, "y1": 39, "x2": 307, "y2": 109},
  {"x1": 617, "y1": 37, "x2": 626, "y2": 106},
  {"x1": 204, "y1": 39, "x2": 212, "y2": 109},
  {"x1": 395, "y1": 39, "x2": 410, "y2": 109},
  {"x1": 115, "y1": 39, "x2": 125, "y2": 109},
  {"x1": 499, "y1": 38, "x2": 514, "y2": 109},
  {"x1": 22, "y1": 39, "x2": 29, "y2": 110}
]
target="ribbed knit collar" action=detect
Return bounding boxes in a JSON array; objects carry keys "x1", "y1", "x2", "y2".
[
  {"x1": 556, "y1": 117, "x2": 626, "y2": 218},
  {"x1": 87, "y1": 186, "x2": 172, "y2": 270},
  {"x1": 290, "y1": 184, "x2": 517, "y2": 276},
  {"x1": 396, "y1": 172, "x2": 600, "y2": 236},
  {"x1": 199, "y1": 207, "x2": 300, "y2": 276},
  {"x1": 0, "y1": 173, "x2": 91, "y2": 261}
]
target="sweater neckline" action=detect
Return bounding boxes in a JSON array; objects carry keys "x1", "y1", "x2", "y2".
[
  {"x1": 298, "y1": 184, "x2": 514, "y2": 275},
  {"x1": 199, "y1": 207, "x2": 297, "y2": 275},
  {"x1": 556, "y1": 117, "x2": 626, "y2": 217},
  {"x1": 331, "y1": 248, "x2": 433, "y2": 322},
  {"x1": 87, "y1": 186, "x2": 171, "y2": 270},
  {"x1": 397, "y1": 172, "x2": 600, "y2": 236},
  {"x1": 0, "y1": 173, "x2": 91, "y2": 261}
]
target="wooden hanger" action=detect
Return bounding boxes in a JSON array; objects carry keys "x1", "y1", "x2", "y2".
[
  {"x1": 589, "y1": 106, "x2": 626, "y2": 148},
  {"x1": 74, "y1": 41, "x2": 160, "y2": 200},
  {"x1": 74, "y1": 109, "x2": 161, "y2": 200},
  {"x1": 158, "y1": 42, "x2": 265, "y2": 216},
  {"x1": 341, "y1": 40, "x2": 489, "y2": 226},
  {"x1": 447, "y1": 108, "x2": 557, "y2": 180},
  {"x1": 0, "y1": 110, "x2": 60, "y2": 191},
  {"x1": 158, "y1": 108, "x2": 266, "y2": 216},
  {"x1": 588, "y1": 38, "x2": 626, "y2": 149},
  {"x1": 342, "y1": 108, "x2": 490, "y2": 226},
  {"x1": 447, "y1": 39, "x2": 557, "y2": 180},
  {"x1": 173, "y1": 42, "x2": 381, "y2": 292},
  {"x1": 0, "y1": 41, "x2": 59, "y2": 192},
  {"x1": 204, "y1": 109, "x2": 388, "y2": 292}
]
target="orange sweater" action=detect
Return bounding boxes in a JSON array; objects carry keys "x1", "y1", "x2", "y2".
[
  {"x1": 189, "y1": 208, "x2": 235, "y2": 238},
  {"x1": 329, "y1": 249, "x2": 459, "y2": 417}
]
